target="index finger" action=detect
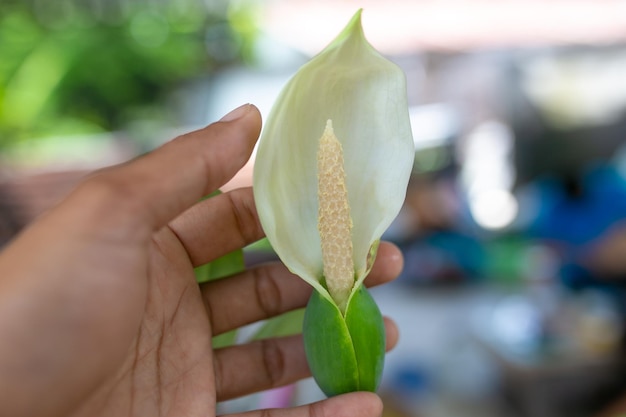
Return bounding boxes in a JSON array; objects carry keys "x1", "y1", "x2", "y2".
[{"x1": 66, "y1": 104, "x2": 261, "y2": 239}]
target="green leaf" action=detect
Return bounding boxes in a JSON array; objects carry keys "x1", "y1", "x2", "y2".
[
  {"x1": 252, "y1": 308, "x2": 305, "y2": 340},
  {"x1": 195, "y1": 244, "x2": 245, "y2": 284},
  {"x1": 212, "y1": 330, "x2": 238, "y2": 349}
]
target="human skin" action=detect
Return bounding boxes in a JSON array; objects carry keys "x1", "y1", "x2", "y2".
[{"x1": 0, "y1": 104, "x2": 402, "y2": 417}]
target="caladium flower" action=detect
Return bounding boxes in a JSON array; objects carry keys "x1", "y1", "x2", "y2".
[{"x1": 253, "y1": 10, "x2": 414, "y2": 396}]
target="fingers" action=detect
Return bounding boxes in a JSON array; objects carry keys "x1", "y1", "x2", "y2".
[
  {"x1": 203, "y1": 242, "x2": 404, "y2": 336},
  {"x1": 168, "y1": 187, "x2": 264, "y2": 267},
  {"x1": 64, "y1": 104, "x2": 261, "y2": 239},
  {"x1": 384, "y1": 317, "x2": 400, "y2": 351},
  {"x1": 227, "y1": 392, "x2": 383, "y2": 417},
  {"x1": 204, "y1": 264, "x2": 308, "y2": 336},
  {"x1": 214, "y1": 320, "x2": 398, "y2": 401},
  {"x1": 214, "y1": 335, "x2": 307, "y2": 401}
]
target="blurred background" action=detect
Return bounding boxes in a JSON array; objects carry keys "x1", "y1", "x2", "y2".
[{"x1": 3, "y1": 0, "x2": 626, "y2": 416}]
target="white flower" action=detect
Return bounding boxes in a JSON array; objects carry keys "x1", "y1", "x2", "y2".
[{"x1": 253, "y1": 10, "x2": 414, "y2": 311}]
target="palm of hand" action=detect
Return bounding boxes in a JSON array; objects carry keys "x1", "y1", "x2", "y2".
[{"x1": 71, "y1": 229, "x2": 216, "y2": 416}]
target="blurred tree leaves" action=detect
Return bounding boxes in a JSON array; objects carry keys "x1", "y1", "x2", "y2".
[{"x1": 0, "y1": 0, "x2": 258, "y2": 149}]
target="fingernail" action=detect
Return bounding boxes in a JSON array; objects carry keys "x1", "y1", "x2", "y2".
[{"x1": 220, "y1": 103, "x2": 251, "y2": 122}]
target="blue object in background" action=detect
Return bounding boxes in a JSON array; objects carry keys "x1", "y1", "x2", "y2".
[
  {"x1": 398, "y1": 230, "x2": 485, "y2": 285},
  {"x1": 529, "y1": 164, "x2": 626, "y2": 248}
]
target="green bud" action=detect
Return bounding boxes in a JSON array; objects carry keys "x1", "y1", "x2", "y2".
[{"x1": 303, "y1": 285, "x2": 385, "y2": 396}]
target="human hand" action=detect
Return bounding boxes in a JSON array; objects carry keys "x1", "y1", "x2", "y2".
[{"x1": 0, "y1": 104, "x2": 402, "y2": 417}]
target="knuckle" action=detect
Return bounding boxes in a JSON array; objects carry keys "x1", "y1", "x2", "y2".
[
  {"x1": 260, "y1": 338, "x2": 285, "y2": 387},
  {"x1": 253, "y1": 266, "x2": 283, "y2": 319},
  {"x1": 227, "y1": 189, "x2": 263, "y2": 244}
]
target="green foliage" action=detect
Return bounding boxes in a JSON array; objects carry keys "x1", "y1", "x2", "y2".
[
  {"x1": 252, "y1": 308, "x2": 305, "y2": 340},
  {"x1": 195, "y1": 249, "x2": 245, "y2": 284},
  {"x1": 0, "y1": 0, "x2": 257, "y2": 148}
]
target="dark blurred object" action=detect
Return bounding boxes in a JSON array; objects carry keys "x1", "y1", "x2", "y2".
[
  {"x1": 510, "y1": 47, "x2": 626, "y2": 187},
  {"x1": 596, "y1": 394, "x2": 626, "y2": 417},
  {"x1": 494, "y1": 353, "x2": 626, "y2": 417},
  {"x1": 474, "y1": 288, "x2": 626, "y2": 417}
]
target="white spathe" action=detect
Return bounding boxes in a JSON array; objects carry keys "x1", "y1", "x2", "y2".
[{"x1": 253, "y1": 10, "x2": 414, "y2": 305}]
